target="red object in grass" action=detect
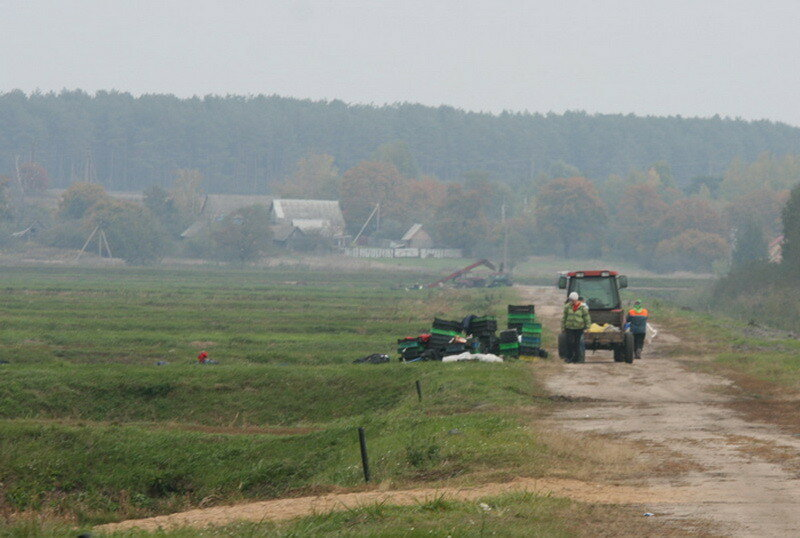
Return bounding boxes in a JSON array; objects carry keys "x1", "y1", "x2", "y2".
[{"x1": 198, "y1": 351, "x2": 209, "y2": 363}]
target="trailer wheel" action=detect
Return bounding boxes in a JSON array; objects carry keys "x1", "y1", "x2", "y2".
[
  {"x1": 613, "y1": 345, "x2": 624, "y2": 362},
  {"x1": 558, "y1": 333, "x2": 567, "y2": 360},
  {"x1": 623, "y1": 333, "x2": 635, "y2": 364}
]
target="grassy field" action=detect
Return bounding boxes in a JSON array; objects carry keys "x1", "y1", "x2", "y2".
[
  {"x1": 0, "y1": 265, "x2": 676, "y2": 537},
  {"x1": 0, "y1": 266, "x2": 569, "y2": 534}
]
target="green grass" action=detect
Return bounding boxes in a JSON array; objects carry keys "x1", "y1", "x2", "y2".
[
  {"x1": 0, "y1": 266, "x2": 498, "y2": 365},
  {"x1": 0, "y1": 265, "x2": 561, "y2": 529}
]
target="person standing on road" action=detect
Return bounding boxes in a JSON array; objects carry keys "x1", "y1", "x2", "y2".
[
  {"x1": 562, "y1": 292, "x2": 591, "y2": 363},
  {"x1": 627, "y1": 299, "x2": 649, "y2": 359}
]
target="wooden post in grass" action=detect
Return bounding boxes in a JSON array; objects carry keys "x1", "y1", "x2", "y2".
[
  {"x1": 415, "y1": 380, "x2": 423, "y2": 401},
  {"x1": 358, "y1": 427, "x2": 371, "y2": 482}
]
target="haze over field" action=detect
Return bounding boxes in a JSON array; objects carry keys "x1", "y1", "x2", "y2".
[{"x1": 2, "y1": 0, "x2": 800, "y2": 125}]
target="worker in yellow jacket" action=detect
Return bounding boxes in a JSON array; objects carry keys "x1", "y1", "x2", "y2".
[{"x1": 562, "y1": 292, "x2": 591, "y2": 363}]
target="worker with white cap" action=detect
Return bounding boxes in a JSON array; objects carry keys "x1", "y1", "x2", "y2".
[{"x1": 562, "y1": 291, "x2": 591, "y2": 363}]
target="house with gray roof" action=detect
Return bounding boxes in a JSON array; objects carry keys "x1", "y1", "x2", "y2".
[
  {"x1": 269, "y1": 199, "x2": 346, "y2": 238},
  {"x1": 180, "y1": 194, "x2": 273, "y2": 238}
]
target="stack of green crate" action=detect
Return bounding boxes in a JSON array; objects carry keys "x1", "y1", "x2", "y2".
[
  {"x1": 429, "y1": 318, "x2": 463, "y2": 350},
  {"x1": 507, "y1": 305, "x2": 536, "y2": 331},
  {"x1": 498, "y1": 329, "x2": 520, "y2": 357},
  {"x1": 508, "y1": 305, "x2": 540, "y2": 356},
  {"x1": 519, "y1": 322, "x2": 542, "y2": 356}
]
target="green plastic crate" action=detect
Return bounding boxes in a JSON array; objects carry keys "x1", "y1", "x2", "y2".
[{"x1": 431, "y1": 328, "x2": 460, "y2": 337}]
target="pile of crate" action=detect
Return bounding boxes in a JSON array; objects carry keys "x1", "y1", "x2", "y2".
[
  {"x1": 394, "y1": 306, "x2": 544, "y2": 362},
  {"x1": 469, "y1": 315, "x2": 498, "y2": 354},
  {"x1": 397, "y1": 336, "x2": 426, "y2": 361},
  {"x1": 506, "y1": 304, "x2": 543, "y2": 358}
]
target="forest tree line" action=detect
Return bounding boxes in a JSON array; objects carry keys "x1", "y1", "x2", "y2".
[{"x1": 3, "y1": 89, "x2": 800, "y2": 193}]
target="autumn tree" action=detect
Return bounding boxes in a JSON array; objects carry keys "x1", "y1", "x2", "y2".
[
  {"x1": 654, "y1": 230, "x2": 730, "y2": 272},
  {"x1": 432, "y1": 185, "x2": 491, "y2": 255},
  {"x1": 339, "y1": 161, "x2": 404, "y2": 234},
  {"x1": 726, "y1": 187, "x2": 788, "y2": 238},
  {"x1": 275, "y1": 154, "x2": 340, "y2": 199},
  {"x1": 373, "y1": 141, "x2": 419, "y2": 178},
  {"x1": 144, "y1": 184, "x2": 184, "y2": 237},
  {"x1": 535, "y1": 177, "x2": 608, "y2": 257},
  {"x1": 721, "y1": 152, "x2": 800, "y2": 199},
  {"x1": 610, "y1": 183, "x2": 668, "y2": 257},
  {"x1": 86, "y1": 200, "x2": 167, "y2": 264},
  {"x1": 210, "y1": 205, "x2": 272, "y2": 262},
  {"x1": 657, "y1": 198, "x2": 727, "y2": 242},
  {"x1": 390, "y1": 175, "x2": 448, "y2": 228},
  {"x1": 58, "y1": 182, "x2": 110, "y2": 220}
]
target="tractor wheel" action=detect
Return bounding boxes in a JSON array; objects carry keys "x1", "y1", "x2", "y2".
[
  {"x1": 613, "y1": 345, "x2": 624, "y2": 362},
  {"x1": 623, "y1": 333, "x2": 635, "y2": 364},
  {"x1": 557, "y1": 333, "x2": 568, "y2": 360}
]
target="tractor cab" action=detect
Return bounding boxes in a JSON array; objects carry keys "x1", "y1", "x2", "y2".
[
  {"x1": 557, "y1": 270, "x2": 634, "y2": 363},
  {"x1": 558, "y1": 271, "x2": 628, "y2": 324}
]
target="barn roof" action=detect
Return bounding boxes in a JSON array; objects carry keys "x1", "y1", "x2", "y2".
[
  {"x1": 180, "y1": 194, "x2": 273, "y2": 238},
  {"x1": 202, "y1": 194, "x2": 273, "y2": 219},
  {"x1": 401, "y1": 223, "x2": 425, "y2": 242},
  {"x1": 271, "y1": 199, "x2": 345, "y2": 228}
]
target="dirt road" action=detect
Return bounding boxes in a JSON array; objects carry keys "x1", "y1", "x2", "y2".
[{"x1": 524, "y1": 285, "x2": 800, "y2": 537}]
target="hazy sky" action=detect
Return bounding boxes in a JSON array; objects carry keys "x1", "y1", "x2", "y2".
[{"x1": 2, "y1": 0, "x2": 799, "y2": 125}]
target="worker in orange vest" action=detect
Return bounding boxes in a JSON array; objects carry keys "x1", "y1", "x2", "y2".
[{"x1": 627, "y1": 300, "x2": 649, "y2": 359}]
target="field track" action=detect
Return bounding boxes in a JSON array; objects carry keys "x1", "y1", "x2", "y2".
[
  {"x1": 99, "y1": 285, "x2": 800, "y2": 536},
  {"x1": 526, "y1": 286, "x2": 800, "y2": 537}
]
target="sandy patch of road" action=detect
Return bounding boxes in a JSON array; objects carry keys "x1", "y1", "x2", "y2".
[
  {"x1": 519, "y1": 285, "x2": 800, "y2": 537},
  {"x1": 96, "y1": 477, "x2": 691, "y2": 533}
]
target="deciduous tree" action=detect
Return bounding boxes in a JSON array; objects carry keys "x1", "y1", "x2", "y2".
[
  {"x1": 58, "y1": 182, "x2": 110, "y2": 220},
  {"x1": 86, "y1": 200, "x2": 166, "y2": 264},
  {"x1": 275, "y1": 154, "x2": 340, "y2": 199},
  {"x1": 654, "y1": 230, "x2": 729, "y2": 272},
  {"x1": 535, "y1": 177, "x2": 608, "y2": 257},
  {"x1": 210, "y1": 205, "x2": 272, "y2": 262},
  {"x1": 339, "y1": 161, "x2": 404, "y2": 234}
]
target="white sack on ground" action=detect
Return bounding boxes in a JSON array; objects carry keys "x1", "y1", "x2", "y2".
[{"x1": 442, "y1": 352, "x2": 504, "y2": 363}]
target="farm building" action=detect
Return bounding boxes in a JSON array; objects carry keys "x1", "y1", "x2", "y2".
[
  {"x1": 269, "y1": 199, "x2": 346, "y2": 238},
  {"x1": 399, "y1": 223, "x2": 433, "y2": 248},
  {"x1": 271, "y1": 222, "x2": 305, "y2": 248},
  {"x1": 180, "y1": 194, "x2": 273, "y2": 238}
]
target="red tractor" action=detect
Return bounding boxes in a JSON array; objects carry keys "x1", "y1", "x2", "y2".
[{"x1": 556, "y1": 270, "x2": 634, "y2": 364}]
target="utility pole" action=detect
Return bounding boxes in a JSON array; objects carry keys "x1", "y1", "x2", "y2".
[{"x1": 501, "y1": 201, "x2": 509, "y2": 274}]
